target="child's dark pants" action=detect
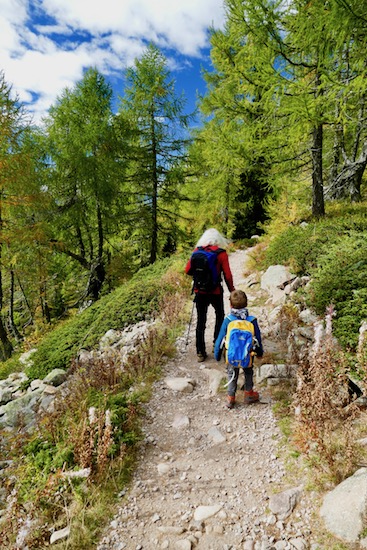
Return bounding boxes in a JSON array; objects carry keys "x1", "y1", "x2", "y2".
[{"x1": 227, "y1": 365, "x2": 254, "y2": 397}]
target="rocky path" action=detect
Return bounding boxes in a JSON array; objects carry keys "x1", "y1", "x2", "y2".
[{"x1": 97, "y1": 248, "x2": 317, "y2": 550}]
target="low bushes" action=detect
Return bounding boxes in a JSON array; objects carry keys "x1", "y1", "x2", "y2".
[{"x1": 263, "y1": 201, "x2": 367, "y2": 352}]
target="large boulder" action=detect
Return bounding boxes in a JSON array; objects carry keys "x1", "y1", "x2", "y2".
[
  {"x1": 320, "y1": 467, "x2": 367, "y2": 542},
  {"x1": 261, "y1": 265, "x2": 296, "y2": 305}
]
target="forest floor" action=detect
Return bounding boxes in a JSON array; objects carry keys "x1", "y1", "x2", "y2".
[{"x1": 96, "y1": 248, "x2": 323, "y2": 550}]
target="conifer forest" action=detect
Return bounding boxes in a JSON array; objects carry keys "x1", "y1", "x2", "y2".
[{"x1": 0, "y1": 0, "x2": 366, "y2": 359}]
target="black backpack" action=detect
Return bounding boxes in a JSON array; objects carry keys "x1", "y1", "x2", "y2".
[{"x1": 190, "y1": 247, "x2": 223, "y2": 292}]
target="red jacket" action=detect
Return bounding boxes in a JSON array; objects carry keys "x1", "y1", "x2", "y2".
[{"x1": 185, "y1": 245, "x2": 235, "y2": 295}]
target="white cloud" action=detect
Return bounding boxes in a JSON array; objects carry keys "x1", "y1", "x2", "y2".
[{"x1": 0, "y1": 0, "x2": 225, "y2": 122}]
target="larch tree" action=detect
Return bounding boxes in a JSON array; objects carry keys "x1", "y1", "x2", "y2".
[
  {"x1": 196, "y1": 0, "x2": 367, "y2": 220},
  {"x1": 190, "y1": 0, "x2": 279, "y2": 235},
  {"x1": 118, "y1": 43, "x2": 192, "y2": 265},
  {"x1": 0, "y1": 72, "x2": 41, "y2": 358},
  {"x1": 43, "y1": 68, "x2": 126, "y2": 303},
  {"x1": 322, "y1": 0, "x2": 367, "y2": 201}
]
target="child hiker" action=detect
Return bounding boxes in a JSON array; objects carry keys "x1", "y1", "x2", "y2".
[{"x1": 214, "y1": 289, "x2": 263, "y2": 409}]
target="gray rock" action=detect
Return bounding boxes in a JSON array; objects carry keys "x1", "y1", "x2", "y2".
[
  {"x1": 208, "y1": 426, "x2": 226, "y2": 444},
  {"x1": 0, "y1": 389, "x2": 12, "y2": 405},
  {"x1": 30, "y1": 379, "x2": 44, "y2": 390},
  {"x1": 261, "y1": 266, "x2": 296, "y2": 294},
  {"x1": 99, "y1": 329, "x2": 121, "y2": 349},
  {"x1": 164, "y1": 377, "x2": 195, "y2": 393},
  {"x1": 172, "y1": 413, "x2": 190, "y2": 428},
  {"x1": 157, "y1": 526, "x2": 185, "y2": 535},
  {"x1": 43, "y1": 368, "x2": 67, "y2": 387},
  {"x1": 50, "y1": 525, "x2": 70, "y2": 544},
  {"x1": 157, "y1": 463, "x2": 171, "y2": 476},
  {"x1": 194, "y1": 505, "x2": 222, "y2": 521},
  {"x1": 62, "y1": 468, "x2": 91, "y2": 479},
  {"x1": 289, "y1": 539, "x2": 308, "y2": 550},
  {"x1": 175, "y1": 540, "x2": 192, "y2": 550},
  {"x1": 269, "y1": 487, "x2": 302, "y2": 520},
  {"x1": 299, "y1": 309, "x2": 318, "y2": 325},
  {"x1": 0, "y1": 389, "x2": 43, "y2": 428},
  {"x1": 320, "y1": 467, "x2": 367, "y2": 542},
  {"x1": 18, "y1": 348, "x2": 37, "y2": 367},
  {"x1": 256, "y1": 364, "x2": 296, "y2": 384},
  {"x1": 206, "y1": 368, "x2": 225, "y2": 395}
]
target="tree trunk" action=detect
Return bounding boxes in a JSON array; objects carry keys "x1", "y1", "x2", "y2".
[
  {"x1": 15, "y1": 273, "x2": 33, "y2": 326},
  {"x1": 8, "y1": 270, "x2": 23, "y2": 342},
  {"x1": 311, "y1": 123, "x2": 325, "y2": 217},
  {"x1": 150, "y1": 109, "x2": 158, "y2": 264},
  {"x1": 328, "y1": 156, "x2": 367, "y2": 202},
  {"x1": 349, "y1": 164, "x2": 364, "y2": 202},
  {"x1": 0, "y1": 196, "x2": 13, "y2": 358},
  {"x1": 85, "y1": 261, "x2": 106, "y2": 302},
  {"x1": 84, "y1": 201, "x2": 106, "y2": 301},
  {"x1": 40, "y1": 281, "x2": 51, "y2": 324}
]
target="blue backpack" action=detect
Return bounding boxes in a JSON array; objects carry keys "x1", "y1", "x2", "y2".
[
  {"x1": 225, "y1": 314, "x2": 256, "y2": 368},
  {"x1": 190, "y1": 247, "x2": 223, "y2": 292}
]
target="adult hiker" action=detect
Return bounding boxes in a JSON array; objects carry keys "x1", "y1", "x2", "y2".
[{"x1": 185, "y1": 228, "x2": 235, "y2": 362}]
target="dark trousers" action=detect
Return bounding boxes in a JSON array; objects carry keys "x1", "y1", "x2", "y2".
[
  {"x1": 227, "y1": 366, "x2": 254, "y2": 397},
  {"x1": 194, "y1": 292, "x2": 224, "y2": 355}
]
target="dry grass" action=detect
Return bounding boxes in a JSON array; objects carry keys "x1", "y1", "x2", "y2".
[{"x1": 292, "y1": 308, "x2": 362, "y2": 486}]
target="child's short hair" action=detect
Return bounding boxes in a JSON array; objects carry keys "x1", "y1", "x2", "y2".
[{"x1": 230, "y1": 289, "x2": 248, "y2": 309}]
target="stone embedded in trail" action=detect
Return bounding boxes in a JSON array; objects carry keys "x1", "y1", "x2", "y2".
[
  {"x1": 268, "y1": 486, "x2": 302, "y2": 520},
  {"x1": 289, "y1": 538, "x2": 308, "y2": 550},
  {"x1": 157, "y1": 526, "x2": 185, "y2": 535},
  {"x1": 157, "y1": 463, "x2": 172, "y2": 475},
  {"x1": 193, "y1": 505, "x2": 222, "y2": 521},
  {"x1": 174, "y1": 539, "x2": 192, "y2": 550},
  {"x1": 164, "y1": 377, "x2": 196, "y2": 393},
  {"x1": 208, "y1": 426, "x2": 226, "y2": 444},
  {"x1": 172, "y1": 413, "x2": 190, "y2": 428},
  {"x1": 206, "y1": 368, "x2": 225, "y2": 395}
]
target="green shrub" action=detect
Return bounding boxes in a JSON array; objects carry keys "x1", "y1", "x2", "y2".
[
  {"x1": 264, "y1": 224, "x2": 329, "y2": 274},
  {"x1": 264, "y1": 202, "x2": 367, "y2": 275},
  {"x1": 307, "y1": 234, "x2": 367, "y2": 351}
]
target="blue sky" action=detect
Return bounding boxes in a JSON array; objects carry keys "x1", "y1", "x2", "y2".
[{"x1": 0, "y1": 0, "x2": 226, "y2": 124}]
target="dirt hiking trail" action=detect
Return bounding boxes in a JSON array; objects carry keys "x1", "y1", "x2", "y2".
[{"x1": 97, "y1": 248, "x2": 319, "y2": 550}]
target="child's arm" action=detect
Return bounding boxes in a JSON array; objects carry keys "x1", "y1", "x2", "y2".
[{"x1": 214, "y1": 317, "x2": 229, "y2": 361}]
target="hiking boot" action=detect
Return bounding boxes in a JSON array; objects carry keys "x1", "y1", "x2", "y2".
[
  {"x1": 226, "y1": 396, "x2": 236, "y2": 409},
  {"x1": 197, "y1": 352, "x2": 207, "y2": 363},
  {"x1": 244, "y1": 390, "x2": 259, "y2": 404}
]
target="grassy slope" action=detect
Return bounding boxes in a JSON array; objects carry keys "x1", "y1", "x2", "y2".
[
  {"x1": 0, "y1": 253, "x2": 192, "y2": 549},
  {"x1": 262, "y1": 201, "x2": 367, "y2": 353}
]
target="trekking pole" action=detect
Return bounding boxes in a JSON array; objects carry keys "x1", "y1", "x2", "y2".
[{"x1": 185, "y1": 300, "x2": 195, "y2": 347}]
